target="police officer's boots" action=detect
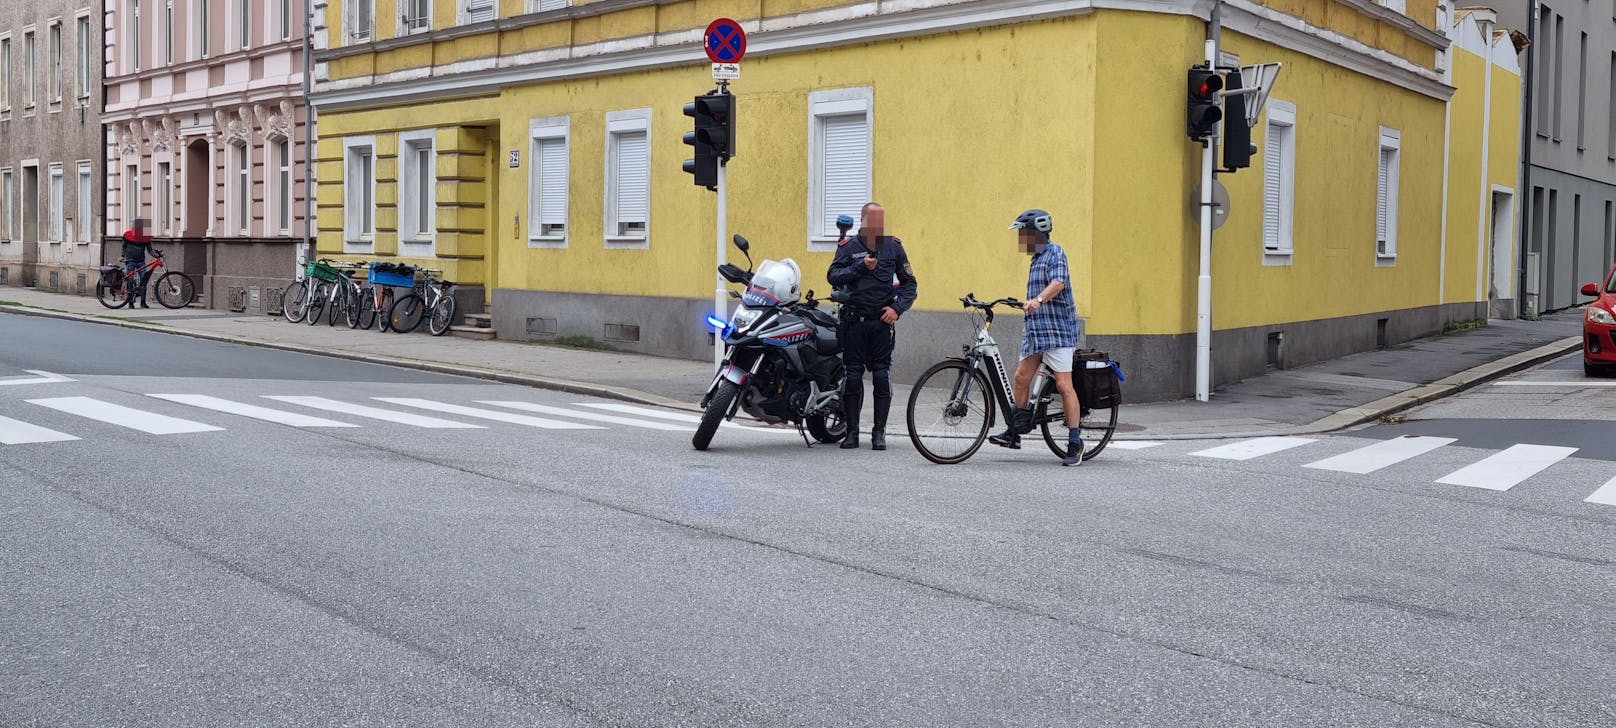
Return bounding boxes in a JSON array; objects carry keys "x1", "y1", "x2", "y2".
[
  {"x1": 840, "y1": 391, "x2": 862, "y2": 449},
  {"x1": 870, "y1": 395, "x2": 890, "y2": 451}
]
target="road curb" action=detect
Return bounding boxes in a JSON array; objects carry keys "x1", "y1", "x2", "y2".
[
  {"x1": 1114, "y1": 336, "x2": 1583, "y2": 441},
  {"x1": 0, "y1": 303, "x2": 702, "y2": 412}
]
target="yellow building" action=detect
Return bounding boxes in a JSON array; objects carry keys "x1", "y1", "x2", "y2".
[{"x1": 310, "y1": 0, "x2": 1520, "y2": 401}]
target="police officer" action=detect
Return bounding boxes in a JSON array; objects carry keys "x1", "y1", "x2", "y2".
[{"x1": 827, "y1": 202, "x2": 918, "y2": 451}]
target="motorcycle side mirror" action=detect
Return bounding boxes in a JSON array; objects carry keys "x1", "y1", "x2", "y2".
[
  {"x1": 732, "y1": 234, "x2": 750, "y2": 252},
  {"x1": 729, "y1": 291, "x2": 741, "y2": 299}
]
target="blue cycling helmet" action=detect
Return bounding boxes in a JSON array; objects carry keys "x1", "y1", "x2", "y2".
[{"x1": 1010, "y1": 209, "x2": 1053, "y2": 235}]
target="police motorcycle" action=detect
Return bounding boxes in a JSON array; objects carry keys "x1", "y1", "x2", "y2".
[{"x1": 693, "y1": 233, "x2": 848, "y2": 451}]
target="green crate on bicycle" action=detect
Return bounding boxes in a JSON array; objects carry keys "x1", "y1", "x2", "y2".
[{"x1": 305, "y1": 259, "x2": 346, "y2": 283}]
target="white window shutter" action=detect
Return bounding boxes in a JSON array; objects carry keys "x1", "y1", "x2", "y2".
[
  {"x1": 466, "y1": 0, "x2": 495, "y2": 22},
  {"x1": 538, "y1": 137, "x2": 567, "y2": 227},
  {"x1": 820, "y1": 113, "x2": 868, "y2": 237},
  {"x1": 537, "y1": 0, "x2": 569, "y2": 11},
  {"x1": 1263, "y1": 122, "x2": 1284, "y2": 250},
  {"x1": 1376, "y1": 148, "x2": 1391, "y2": 252},
  {"x1": 616, "y1": 131, "x2": 649, "y2": 226}
]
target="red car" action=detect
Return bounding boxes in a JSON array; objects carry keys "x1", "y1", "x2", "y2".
[{"x1": 1583, "y1": 262, "x2": 1616, "y2": 376}]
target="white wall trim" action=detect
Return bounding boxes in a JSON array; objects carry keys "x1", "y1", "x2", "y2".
[
  {"x1": 528, "y1": 115, "x2": 570, "y2": 249},
  {"x1": 398, "y1": 128, "x2": 437, "y2": 255},
  {"x1": 603, "y1": 107, "x2": 650, "y2": 249},
  {"x1": 806, "y1": 86, "x2": 874, "y2": 252},
  {"x1": 311, "y1": 0, "x2": 1454, "y2": 112},
  {"x1": 342, "y1": 134, "x2": 377, "y2": 251}
]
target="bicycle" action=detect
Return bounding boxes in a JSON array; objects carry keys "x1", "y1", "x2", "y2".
[
  {"x1": 96, "y1": 248, "x2": 196, "y2": 310},
  {"x1": 904, "y1": 294, "x2": 1121, "y2": 465},
  {"x1": 282, "y1": 258, "x2": 349, "y2": 324},
  {"x1": 387, "y1": 269, "x2": 456, "y2": 336}
]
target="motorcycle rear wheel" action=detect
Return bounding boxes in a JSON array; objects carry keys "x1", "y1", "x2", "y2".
[
  {"x1": 806, "y1": 410, "x2": 846, "y2": 443},
  {"x1": 693, "y1": 381, "x2": 740, "y2": 451}
]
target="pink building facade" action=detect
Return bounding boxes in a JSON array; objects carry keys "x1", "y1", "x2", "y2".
[{"x1": 105, "y1": 0, "x2": 312, "y2": 312}]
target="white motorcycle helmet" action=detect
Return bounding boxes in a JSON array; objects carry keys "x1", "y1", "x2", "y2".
[{"x1": 750, "y1": 258, "x2": 802, "y2": 304}]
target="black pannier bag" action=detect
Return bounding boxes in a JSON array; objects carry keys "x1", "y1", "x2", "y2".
[{"x1": 1076, "y1": 351, "x2": 1123, "y2": 411}]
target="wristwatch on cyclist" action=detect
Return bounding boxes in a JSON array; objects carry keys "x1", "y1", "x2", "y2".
[{"x1": 1033, "y1": 295, "x2": 1045, "y2": 305}]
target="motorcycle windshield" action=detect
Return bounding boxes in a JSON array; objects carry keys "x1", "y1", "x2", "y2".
[{"x1": 741, "y1": 286, "x2": 784, "y2": 309}]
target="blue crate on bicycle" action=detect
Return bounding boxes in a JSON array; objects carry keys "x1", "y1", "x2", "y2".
[{"x1": 368, "y1": 262, "x2": 417, "y2": 288}]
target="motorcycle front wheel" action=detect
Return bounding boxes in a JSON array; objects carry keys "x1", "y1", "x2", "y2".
[{"x1": 693, "y1": 381, "x2": 740, "y2": 451}]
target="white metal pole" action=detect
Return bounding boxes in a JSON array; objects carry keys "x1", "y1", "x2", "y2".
[
  {"x1": 1195, "y1": 17, "x2": 1219, "y2": 402},
  {"x1": 714, "y1": 160, "x2": 727, "y2": 367}
]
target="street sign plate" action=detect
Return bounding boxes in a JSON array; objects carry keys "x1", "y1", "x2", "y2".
[
  {"x1": 712, "y1": 63, "x2": 740, "y2": 80},
  {"x1": 704, "y1": 18, "x2": 747, "y2": 63}
]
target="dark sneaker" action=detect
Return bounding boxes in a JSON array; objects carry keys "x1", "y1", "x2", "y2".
[
  {"x1": 988, "y1": 430, "x2": 1021, "y2": 449},
  {"x1": 1062, "y1": 439, "x2": 1086, "y2": 466}
]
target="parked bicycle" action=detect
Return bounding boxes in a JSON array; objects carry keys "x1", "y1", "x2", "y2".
[
  {"x1": 387, "y1": 268, "x2": 456, "y2": 336},
  {"x1": 281, "y1": 259, "x2": 355, "y2": 325},
  {"x1": 97, "y1": 248, "x2": 196, "y2": 310},
  {"x1": 905, "y1": 294, "x2": 1122, "y2": 465}
]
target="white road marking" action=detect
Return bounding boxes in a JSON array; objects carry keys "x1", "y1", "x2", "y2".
[
  {"x1": 0, "y1": 370, "x2": 75, "y2": 387},
  {"x1": 1105, "y1": 441, "x2": 1165, "y2": 450},
  {"x1": 1435, "y1": 444, "x2": 1579, "y2": 491},
  {"x1": 27, "y1": 396, "x2": 223, "y2": 435},
  {"x1": 1189, "y1": 437, "x2": 1318, "y2": 461},
  {"x1": 0, "y1": 415, "x2": 79, "y2": 444},
  {"x1": 1585, "y1": 475, "x2": 1616, "y2": 506},
  {"x1": 148, "y1": 394, "x2": 357, "y2": 428},
  {"x1": 374, "y1": 398, "x2": 603, "y2": 430},
  {"x1": 576, "y1": 403, "x2": 798, "y2": 434},
  {"x1": 1493, "y1": 381, "x2": 1616, "y2": 387},
  {"x1": 1302, "y1": 435, "x2": 1457, "y2": 474},
  {"x1": 478, "y1": 401, "x2": 691, "y2": 431},
  {"x1": 263, "y1": 396, "x2": 485, "y2": 429}
]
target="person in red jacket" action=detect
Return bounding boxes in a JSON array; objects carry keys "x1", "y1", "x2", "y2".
[{"x1": 119, "y1": 226, "x2": 154, "y2": 308}]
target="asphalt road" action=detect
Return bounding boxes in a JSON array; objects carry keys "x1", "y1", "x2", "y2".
[{"x1": 2, "y1": 312, "x2": 1614, "y2": 727}]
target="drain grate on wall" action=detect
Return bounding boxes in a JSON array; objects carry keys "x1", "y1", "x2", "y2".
[
  {"x1": 0, "y1": 268, "x2": 8, "y2": 284},
  {"x1": 604, "y1": 323, "x2": 641, "y2": 343},
  {"x1": 48, "y1": 271, "x2": 59, "y2": 290},
  {"x1": 1266, "y1": 332, "x2": 1284, "y2": 370},
  {"x1": 526, "y1": 317, "x2": 558, "y2": 335},
  {"x1": 75, "y1": 274, "x2": 86, "y2": 294}
]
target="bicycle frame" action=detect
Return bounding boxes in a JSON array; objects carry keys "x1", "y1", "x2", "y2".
[{"x1": 953, "y1": 308, "x2": 1058, "y2": 428}]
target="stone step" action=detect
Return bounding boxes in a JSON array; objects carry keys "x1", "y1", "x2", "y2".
[
  {"x1": 449, "y1": 325, "x2": 496, "y2": 341},
  {"x1": 463, "y1": 313, "x2": 493, "y2": 328}
]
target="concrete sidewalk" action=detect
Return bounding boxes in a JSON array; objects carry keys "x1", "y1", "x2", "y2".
[{"x1": 0, "y1": 287, "x2": 1586, "y2": 438}]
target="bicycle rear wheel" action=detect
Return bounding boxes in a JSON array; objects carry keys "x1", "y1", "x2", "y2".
[
  {"x1": 427, "y1": 293, "x2": 456, "y2": 336},
  {"x1": 1039, "y1": 387, "x2": 1118, "y2": 463},
  {"x1": 905, "y1": 360, "x2": 994, "y2": 465},
  {"x1": 153, "y1": 272, "x2": 196, "y2": 309},
  {"x1": 96, "y1": 279, "x2": 132, "y2": 309},
  {"x1": 389, "y1": 293, "x2": 426, "y2": 334},
  {"x1": 375, "y1": 288, "x2": 396, "y2": 332},
  {"x1": 305, "y1": 281, "x2": 329, "y2": 326},
  {"x1": 281, "y1": 279, "x2": 310, "y2": 323}
]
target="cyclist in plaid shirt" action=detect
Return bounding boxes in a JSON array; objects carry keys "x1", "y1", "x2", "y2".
[{"x1": 990, "y1": 209, "x2": 1087, "y2": 465}]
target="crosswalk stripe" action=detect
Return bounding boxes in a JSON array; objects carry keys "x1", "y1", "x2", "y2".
[
  {"x1": 263, "y1": 396, "x2": 486, "y2": 429},
  {"x1": 478, "y1": 401, "x2": 691, "y2": 431},
  {"x1": 149, "y1": 394, "x2": 358, "y2": 428},
  {"x1": 1302, "y1": 435, "x2": 1457, "y2": 474},
  {"x1": 1106, "y1": 441, "x2": 1164, "y2": 450},
  {"x1": 27, "y1": 396, "x2": 223, "y2": 435},
  {"x1": 1190, "y1": 437, "x2": 1317, "y2": 461},
  {"x1": 1435, "y1": 444, "x2": 1579, "y2": 491},
  {"x1": 0, "y1": 415, "x2": 79, "y2": 444},
  {"x1": 575, "y1": 403, "x2": 797, "y2": 434},
  {"x1": 1585, "y1": 475, "x2": 1616, "y2": 506},
  {"x1": 374, "y1": 398, "x2": 604, "y2": 430}
]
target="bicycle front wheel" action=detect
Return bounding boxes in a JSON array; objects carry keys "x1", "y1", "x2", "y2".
[
  {"x1": 153, "y1": 272, "x2": 196, "y2": 309},
  {"x1": 305, "y1": 281, "x2": 329, "y2": 326},
  {"x1": 906, "y1": 360, "x2": 994, "y2": 465},
  {"x1": 427, "y1": 294, "x2": 456, "y2": 336},
  {"x1": 281, "y1": 279, "x2": 310, "y2": 323},
  {"x1": 389, "y1": 294, "x2": 426, "y2": 334},
  {"x1": 1039, "y1": 388, "x2": 1119, "y2": 463}
]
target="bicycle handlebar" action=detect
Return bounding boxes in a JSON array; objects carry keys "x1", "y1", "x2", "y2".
[{"x1": 960, "y1": 293, "x2": 1025, "y2": 310}]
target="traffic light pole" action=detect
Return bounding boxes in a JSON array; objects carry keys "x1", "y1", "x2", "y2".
[
  {"x1": 1194, "y1": 0, "x2": 1222, "y2": 403},
  {"x1": 714, "y1": 159, "x2": 728, "y2": 367}
]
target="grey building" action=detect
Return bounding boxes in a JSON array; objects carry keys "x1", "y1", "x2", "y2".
[
  {"x1": 0, "y1": 0, "x2": 104, "y2": 294},
  {"x1": 1488, "y1": 0, "x2": 1616, "y2": 315}
]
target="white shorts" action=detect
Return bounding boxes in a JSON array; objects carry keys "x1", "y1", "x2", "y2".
[{"x1": 1026, "y1": 347, "x2": 1075, "y2": 373}]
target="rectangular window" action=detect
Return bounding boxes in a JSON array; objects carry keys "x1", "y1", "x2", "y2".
[
  {"x1": 235, "y1": 144, "x2": 250, "y2": 235},
  {"x1": 1609, "y1": 53, "x2": 1616, "y2": 160},
  {"x1": 1263, "y1": 100, "x2": 1296, "y2": 257},
  {"x1": 155, "y1": 161, "x2": 171, "y2": 235},
  {"x1": 1554, "y1": 14, "x2": 1564, "y2": 140},
  {"x1": 531, "y1": 0, "x2": 570, "y2": 11},
  {"x1": 399, "y1": 130, "x2": 436, "y2": 249},
  {"x1": 163, "y1": 0, "x2": 174, "y2": 64},
  {"x1": 405, "y1": 0, "x2": 431, "y2": 31},
  {"x1": 48, "y1": 165, "x2": 64, "y2": 242},
  {"x1": 48, "y1": 23, "x2": 61, "y2": 102},
  {"x1": 344, "y1": 137, "x2": 376, "y2": 248},
  {"x1": 808, "y1": 88, "x2": 873, "y2": 247},
  {"x1": 238, "y1": 0, "x2": 250, "y2": 49},
  {"x1": 351, "y1": 0, "x2": 374, "y2": 41},
  {"x1": 24, "y1": 31, "x2": 35, "y2": 107},
  {"x1": 1537, "y1": 5, "x2": 1552, "y2": 137},
  {"x1": 465, "y1": 0, "x2": 497, "y2": 23},
  {"x1": 1377, "y1": 128, "x2": 1401, "y2": 260},
  {"x1": 1379, "y1": 0, "x2": 1405, "y2": 13},
  {"x1": 124, "y1": 164, "x2": 140, "y2": 228},
  {"x1": 77, "y1": 163, "x2": 91, "y2": 242},
  {"x1": 275, "y1": 139, "x2": 292, "y2": 233},
  {"x1": 529, "y1": 118, "x2": 570, "y2": 246},
  {"x1": 76, "y1": 18, "x2": 89, "y2": 96},
  {"x1": 129, "y1": 1, "x2": 140, "y2": 71},
  {"x1": 604, "y1": 110, "x2": 650, "y2": 243},
  {"x1": 280, "y1": 0, "x2": 293, "y2": 39},
  {"x1": 1, "y1": 169, "x2": 12, "y2": 240},
  {"x1": 1605, "y1": 200, "x2": 1614, "y2": 271},
  {"x1": 2, "y1": 37, "x2": 10, "y2": 111},
  {"x1": 198, "y1": 0, "x2": 210, "y2": 57},
  {"x1": 1578, "y1": 32, "x2": 1588, "y2": 150}
]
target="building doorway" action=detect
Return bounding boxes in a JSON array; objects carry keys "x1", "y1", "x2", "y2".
[
  {"x1": 20, "y1": 164, "x2": 39, "y2": 286},
  {"x1": 1489, "y1": 189, "x2": 1514, "y2": 318},
  {"x1": 185, "y1": 139, "x2": 210, "y2": 236}
]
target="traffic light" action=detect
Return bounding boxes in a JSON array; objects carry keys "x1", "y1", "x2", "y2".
[
  {"x1": 1187, "y1": 67, "x2": 1223, "y2": 141},
  {"x1": 683, "y1": 91, "x2": 734, "y2": 190},
  {"x1": 1221, "y1": 70, "x2": 1255, "y2": 170}
]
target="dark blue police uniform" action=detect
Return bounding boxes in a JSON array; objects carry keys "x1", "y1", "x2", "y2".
[{"x1": 827, "y1": 234, "x2": 918, "y2": 449}]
